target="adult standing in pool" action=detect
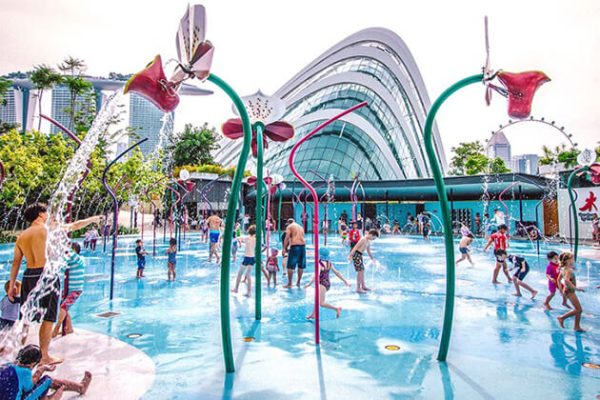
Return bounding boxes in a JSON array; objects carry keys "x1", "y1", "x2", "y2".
[
  {"x1": 8, "y1": 203, "x2": 100, "y2": 365},
  {"x1": 206, "y1": 212, "x2": 223, "y2": 263},
  {"x1": 283, "y1": 218, "x2": 306, "y2": 288}
]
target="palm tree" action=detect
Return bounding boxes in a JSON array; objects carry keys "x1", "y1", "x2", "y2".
[
  {"x1": 30, "y1": 65, "x2": 63, "y2": 131},
  {"x1": 58, "y1": 56, "x2": 86, "y2": 76}
]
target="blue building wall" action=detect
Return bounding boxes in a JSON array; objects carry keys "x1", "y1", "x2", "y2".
[{"x1": 294, "y1": 200, "x2": 543, "y2": 233}]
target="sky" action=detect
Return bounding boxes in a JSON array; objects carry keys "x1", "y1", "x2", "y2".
[{"x1": 1, "y1": 0, "x2": 599, "y2": 159}]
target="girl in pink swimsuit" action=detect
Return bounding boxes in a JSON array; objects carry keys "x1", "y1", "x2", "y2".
[{"x1": 304, "y1": 247, "x2": 351, "y2": 319}]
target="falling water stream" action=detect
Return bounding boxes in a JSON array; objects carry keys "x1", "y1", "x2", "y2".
[{"x1": 0, "y1": 92, "x2": 123, "y2": 355}]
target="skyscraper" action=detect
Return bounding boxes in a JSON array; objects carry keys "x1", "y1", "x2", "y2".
[{"x1": 488, "y1": 130, "x2": 511, "y2": 167}]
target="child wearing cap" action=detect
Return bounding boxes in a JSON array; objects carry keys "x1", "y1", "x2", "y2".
[{"x1": 304, "y1": 247, "x2": 351, "y2": 319}]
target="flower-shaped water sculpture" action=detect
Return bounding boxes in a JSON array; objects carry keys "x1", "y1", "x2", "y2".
[
  {"x1": 221, "y1": 91, "x2": 294, "y2": 157},
  {"x1": 123, "y1": 5, "x2": 214, "y2": 112},
  {"x1": 486, "y1": 71, "x2": 550, "y2": 119}
]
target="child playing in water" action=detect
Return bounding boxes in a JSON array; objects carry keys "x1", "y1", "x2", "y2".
[
  {"x1": 166, "y1": 238, "x2": 177, "y2": 281},
  {"x1": 348, "y1": 221, "x2": 361, "y2": 250},
  {"x1": 455, "y1": 233, "x2": 474, "y2": 266},
  {"x1": 339, "y1": 221, "x2": 348, "y2": 245},
  {"x1": 52, "y1": 242, "x2": 85, "y2": 337},
  {"x1": 0, "y1": 344, "x2": 92, "y2": 400},
  {"x1": 543, "y1": 251, "x2": 569, "y2": 310},
  {"x1": 265, "y1": 248, "x2": 280, "y2": 286},
  {"x1": 500, "y1": 251, "x2": 538, "y2": 299},
  {"x1": 483, "y1": 224, "x2": 512, "y2": 284},
  {"x1": 135, "y1": 239, "x2": 147, "y2": 279},
  {"x1": 304, "y1": 247, "x2": 351, "y2": 319},
  {"x1": 232, "y1": 225, "x2": 256, "y2": 297},
  {"x1": 557, "y1": 252, "x2": 586, "y2": 332},
  {"x1": 348, "y1": 229, "x2": 379, "y2": 293},
  {"x1": 1, "y1": 280, "x2": 21, "y2": 329}
]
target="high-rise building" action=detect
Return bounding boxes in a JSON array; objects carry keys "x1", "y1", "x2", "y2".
[
  {"x1": 512, "y1": 154, "x2": 539, "y2": 175},
  {"x1": 50, "y1": 85, "x2": 96, "y2": 134},
  {"x1": 0, "y1": 76, "x2": 211, "y2": 156},
  {"x1": 488, "y1": 130, "x2": 511, "y2": 167},
  {"x1": 129, "y1": 93, "x2": 167, "y2": 155}
]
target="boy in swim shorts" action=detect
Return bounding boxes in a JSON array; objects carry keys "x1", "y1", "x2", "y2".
[
  {"x1": 135, "y1": 239, "x2": 147, "y2": 279},
  {"x1": 232, "y1": 225, "x2": 256, "y2": 297},
  {"x1": 502, "y1": 251, "x2": 538, "y2": 299},
  {"x1": 483, "y1": 224, "x2": 511, "y2": 284},
  {"x1": 348, "y1": 229, "x2": 379, "y2": 293},
  {"x1": 455, "y1": 233, "x2": 474, "y2": 266},
  {"x1": 52, "y1": 242, "x2": 85, "y2": 337}
]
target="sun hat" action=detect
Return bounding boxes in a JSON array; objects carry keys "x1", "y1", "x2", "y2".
[{"x1": 319, "y1": 247, "x2": 331, "y2": 261}]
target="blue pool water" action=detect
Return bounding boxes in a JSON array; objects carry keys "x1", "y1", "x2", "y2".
[{"x1": 0, "y1": 233, "x2": 599, "y2": 399}]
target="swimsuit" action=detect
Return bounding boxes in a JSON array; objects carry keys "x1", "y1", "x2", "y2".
[
  {"x1": 60, "y1": 291, "x2": 82, "y2": 311},
  {"x1": 509, "y1": 256, "x2": 529, "y2": 281},
  {"x1": 242, "y1": 256, "x2": 255, "y2": 266},
  {"x1": 459, "y1": 247, "x2": 469, "y2": 254},
  {"x1": 546, "y1": 262, "x2": 559, "y2": 293},
  {"x1": 562, "y1": 267, "x2": 576, "y2": 294},
  {"x1": 168, "y1": 251, "x2": 177, "y2": 265},
  {"x1": 352, "y1": 251, "x2": 364, "y2": 272},
  {"x1": 266, "y1": 257, "x2": 279, "y2": 273},
  {"x1": 21, "y1": 269, "x2": 59, "y2": 323},
  {"x1": 0, "y1": 364, "x2": 53, "y2": 400},
  {"x1": 136, "y1": 246, "x2": 146, "y2": 269},
  {"x1": 209, "y1": 230, "x2": 220, "y2": 244},
  {"x1": 319, "y1": 261, "x2": 331, "y2": 291},
  {"x1": 287, "y1": 245, "x2": 306, "y2": 270}
]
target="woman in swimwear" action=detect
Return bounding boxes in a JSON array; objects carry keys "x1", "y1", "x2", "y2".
[
  {"x1": 557, "y1": 252, "x2": 585, "y2": 332},
  {"x1": 304, "y1": 247, "x2": 350, "y2": 319}
]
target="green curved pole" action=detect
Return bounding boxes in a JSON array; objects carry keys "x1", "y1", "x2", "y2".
[
  {"x1": 254, "y1": 122, "x2": 265, "y2": 320},
  {"x1": 567, "y1": 166, "x2": 587, "y2": 261},
  {"x1": 208, "y1": 73, "x2": 251, "y2": 373},
  {"x1": 423, "y1": 74, "x2": 483, "y2": 362}
]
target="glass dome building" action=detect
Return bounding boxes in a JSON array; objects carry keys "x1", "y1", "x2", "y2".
[{"x1": 215, "y1": 28, "x2": 446, "y2": 180}]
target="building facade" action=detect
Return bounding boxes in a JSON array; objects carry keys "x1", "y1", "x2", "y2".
[
  {"x1": 215, "y1": 28, "x2": 446, "y2": 180},
  {"x1": 512, "y1": 154, "x2": 539, "y2": 175},
  {"x1": 487, "y1": 130, "x2": 512, "y2": 167}
]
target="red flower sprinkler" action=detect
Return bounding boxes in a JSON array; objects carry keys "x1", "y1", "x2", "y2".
[
  {"x1": 121, "y1": 4, "x2": 252, "y2": 372},
  {"x1": 222, "y1": 91, "x2": 294, "y2": 320},
  {"x1": 423, "y1": 17, "x2": 550, "y2": 362}
]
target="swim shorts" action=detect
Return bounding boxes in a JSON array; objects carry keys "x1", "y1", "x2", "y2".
[
  {"x1": 513, "y1": 266, "x2": 529, "y2": 281},
  {"x1": 209, "y1": 230, "x2": 220, "y2": 244},
  {"x1": 242, "y1": 256, "x2": 256, "y2": 266},
  {"x1": 494, "y1": 249, "x2": 506, "y2": 263},
  {"x1": 353, "y1": 251, "x2": 364, "y2": 272},
  {"x1": 60, "y1": 290, "x2": 82, "y2": 311},
  {"x1": 137, "y1": 258, "x2": 146, "y2": 269},
  {"x1": 21, "y1": 268, "x2": 60, "y2": 323},
  {"x1": 287, "y1": 245, "x2": 306, "y2": 270},
  {"x1": 548, "y1": 281, "x2": 557, "y2": 294},
  {"x1": 459, "y1": 247, "x2": 469, "y2": 254}
]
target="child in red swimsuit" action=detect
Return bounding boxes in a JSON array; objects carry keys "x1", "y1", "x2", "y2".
[
  {"x1": 483, "y1": 224, "x2": 512, "y2": 284},
  {"x1": 265, "y1": 248, "x2": 280, "y2": 286}
]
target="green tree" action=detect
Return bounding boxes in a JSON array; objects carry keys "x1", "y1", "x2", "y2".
[
  {"x1": 168, "y1": 123, "x2": 220, "y2": 167},
  {"x1": 539, "y1": 144, "x2": 580, "y2": 168},
  {"x1": 463, "y1": 154, "x2": 510, "y2": 175},
  {"x1": 449, "y1": 141, "x2": 485, "y2": 175},
  {"x1": 58, "y1": 57, "x2": 95, "y2": 131},
  {"x1": 0, "y1": 78, "x2": 11, "y2": 107},
  {"x1": 30, "y1": 65, "x2": 63, "y2": 131}
]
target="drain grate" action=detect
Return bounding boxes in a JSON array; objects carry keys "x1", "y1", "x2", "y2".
[
  {"x1": 242, "y1": 336, "x2": 255, "y2": 342},
  {"x1": 96, "y1": 311, "x2": 121, "y2": 319},
  {"x1": 126, "y1": 333, "x2": 142, "y2": 339}
]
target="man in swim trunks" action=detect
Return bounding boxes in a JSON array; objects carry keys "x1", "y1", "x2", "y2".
[
  {"x1": 283, "y1": 218, "x2": 306, "y2": 288},
  {"x1": 8, "y1": 203, "x2": 100, "y2": 365},
  {"x1": 348, "y1": 229, "x2": 379, "y2": 293},
  {"x1": 483, "y1": 224, "x2": 512, "y2": 284},
  {"x1": 206, "y1": 212, "x2": 223, "y2": 263}
]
